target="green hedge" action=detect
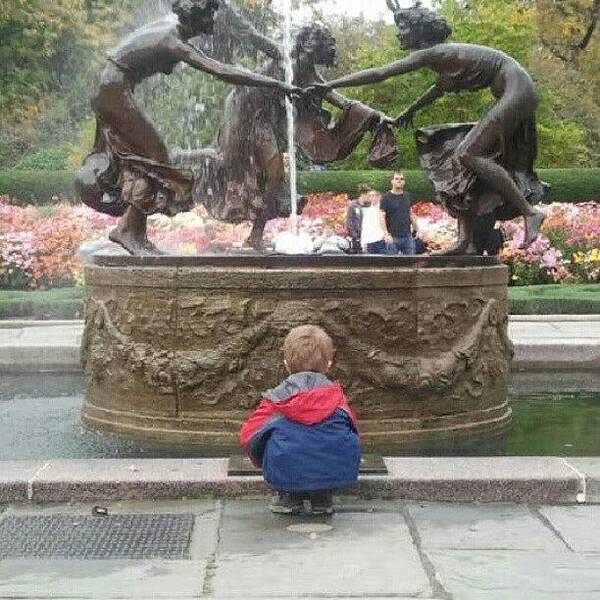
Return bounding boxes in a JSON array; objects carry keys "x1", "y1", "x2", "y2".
[
  {"x1": 298, "y1": 168, "x2": 600, "y2": 202},
  {"x1": 1, "y1": 168, "x2": 599, "y2": 206},
  {"x1": 0, "y1": 288, "x2": 85, "y2": 320},
  {"x1": 508, "y1": 284, "x2": 600, "y2": 315},
  {"x1": 0, "y1": 170, "x2": 76, "y2": 204}
]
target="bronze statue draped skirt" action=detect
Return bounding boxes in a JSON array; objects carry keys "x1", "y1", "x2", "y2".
[
  {"x1": 416, "y1": 85, "x2": 546, "y2": 220},
  {"x1": 197, "y1": 88, "x2": 387, "y2": 223},
  {"x1": 76, "y1": 63, "x2": 194, "y2": 217}
]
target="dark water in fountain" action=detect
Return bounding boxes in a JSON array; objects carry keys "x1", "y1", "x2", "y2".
[{"x1": 1, "y1": 373, "x2": 600, "y2": 460}]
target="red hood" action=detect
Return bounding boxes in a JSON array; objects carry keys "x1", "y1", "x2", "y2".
[{"x1": 273, "y1": 384, "x2": 356, "y2": 428}]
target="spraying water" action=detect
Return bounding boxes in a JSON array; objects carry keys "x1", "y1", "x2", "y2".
[{"x1": 281, "y1": 0, "x2": 299, "y2": 235}]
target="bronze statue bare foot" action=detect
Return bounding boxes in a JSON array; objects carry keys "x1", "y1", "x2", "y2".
[
  {"x1": 521, "y1": 209, "x2": 546, "y2": 248},
  {"x1": 109, "y1": 227, "x2": 164, "y2": 256}
]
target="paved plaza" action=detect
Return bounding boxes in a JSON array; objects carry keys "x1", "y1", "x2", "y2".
[{"x1": 0, "y1": 498, "x2": 599, "y2": 599}]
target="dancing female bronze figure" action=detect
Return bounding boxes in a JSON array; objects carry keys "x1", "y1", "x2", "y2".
[
  {"x1": 311, "y1": 1, "x2": 547, "y2": 254},
  {"x1": 75, "y1": 0, "x2": 298, "y2": 256},
  {"x1": 191, "y1": 8, "x2": 397, "y2": 249}
]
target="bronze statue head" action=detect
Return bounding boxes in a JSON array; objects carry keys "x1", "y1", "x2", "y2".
[
  {"x1": 172, "y1": 0, "x2": 219, "y2": 36},
  {"x1": 292, "y1": 24, "x2": 337, "y2": 67},
  {"x1": 386, "y1": 1, "x2": 451, "y2": 50}
]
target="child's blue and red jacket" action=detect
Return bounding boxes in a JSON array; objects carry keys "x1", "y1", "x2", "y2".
[{"x1": 239, "y1": 372, "x2": 361, "y2": 493}]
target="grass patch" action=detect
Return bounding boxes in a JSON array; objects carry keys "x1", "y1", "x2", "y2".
[
  {"x1": 0, "y1": 288, "x2": 85, "y2": 320},
  {"x1": 508, "y1": 284, "x2": 600, "y2": 315}
]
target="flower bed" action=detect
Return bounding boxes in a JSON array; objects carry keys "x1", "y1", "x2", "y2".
[{"x1": 1, "y1": 194, "x2": 598, "y2": 290}]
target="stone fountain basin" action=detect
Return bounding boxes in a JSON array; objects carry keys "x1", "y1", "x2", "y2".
[{"x1": 82, "y1": 254, "x2": 512, "y2": 448}]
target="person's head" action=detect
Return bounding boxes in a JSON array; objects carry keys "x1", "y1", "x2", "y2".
[
  {"x1": 283, "y1": 325, "x2": 335, "y2": 374},
  {"x1": 292, "y1": 24, "x2": 337, "y2": 67},
  {"x1": 386, "y1": 1, "x2": 451, "y2": 50},
  {"x1": 367, "y1": 189, "x2": 382, "y2": 207},
  {"x1": 173, "y1": 0, "x2": 219, "y2": 36},
  {"x1": 357, "y1": 183, "x2": 372, "y2": 201},
  {"x1": 391, "y1": 172, "x2": 405, "y2": 193}
]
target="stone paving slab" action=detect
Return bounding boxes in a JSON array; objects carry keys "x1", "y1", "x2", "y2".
[
  {"x1": 0, "y1": 499, "x2": 219, "y2": 599},
  {"x1": 0, "y1": 559, "x2": 206, "y2": 598},
  {"x1": 211, "y1": 499, "x2": 431, "y2": 598},
  {"x1": 428, "y1": 549, "x2": 600, "y2": 600},
  {"x1": 539, "y1": 505, "x2": 600, "y2": 552},
  {"x1": 406, "y1": 503, "x2": 567, "y2": 551}
]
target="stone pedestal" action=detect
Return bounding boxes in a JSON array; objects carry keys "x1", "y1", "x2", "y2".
[{"x1": 81, "y1": 255, "x2": 513, "y2": 449}]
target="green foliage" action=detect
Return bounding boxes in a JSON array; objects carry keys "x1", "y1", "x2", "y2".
[
  {"x1": 0, "y1": 288, "x2": 84, "y2": 320},
  {"x1": 13, "y1": 146, "x2": 73, "y2": 171},
  {"x1": 508, "y1": 284, "x2": 600, "y2": 314},
  {"x1": 0, "y1": 0, "x2": 144, "y2": 167},
  {"x1": 324, "y1": 0, "x2": 597, "y2": 169},
  {"x1": 298, "y1": 170, "x2": 434, "y2": 197}
]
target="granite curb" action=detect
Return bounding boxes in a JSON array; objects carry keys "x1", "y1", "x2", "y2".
[{"x1": 0, "y1": 457, "x2": 597, "y2": 505}]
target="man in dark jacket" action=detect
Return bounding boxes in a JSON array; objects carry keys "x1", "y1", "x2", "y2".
[
  {"x1": 240, "y1": 325, "x2": 361, "y2": 515},
  {"x1": 345, "y1": 183, "x2": 371, "y2": 254}
]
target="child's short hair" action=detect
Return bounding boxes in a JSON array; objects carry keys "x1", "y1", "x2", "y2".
[{"x1": 283, "y1": 325, "x2": 335, "y2": 374}]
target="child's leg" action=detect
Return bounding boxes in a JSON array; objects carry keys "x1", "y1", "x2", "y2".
[{"x1": 269, "y1": 492, "x2": 304, "y2": 515}]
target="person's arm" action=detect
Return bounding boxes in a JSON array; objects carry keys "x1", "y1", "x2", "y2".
[
  {"x1": 379, "y1": 199, "x2": 393, "y2": 243},
  {"x1": 394, "y1": 84, "x2": 445, "y2": 127},
  {"x1": 172, "y1": 38, "x2": 296, "y2": 92},
  {"x1": 221, "y1": 1, "x2": 283, "y2": 61}
]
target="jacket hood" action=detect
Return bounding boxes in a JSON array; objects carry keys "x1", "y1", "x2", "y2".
[
  {"x1": 263, "y1": 372, "x2": 354, "y2": 427},
  {"x1": 263, "y1": 371, "x2": 333, "y2": 403}
]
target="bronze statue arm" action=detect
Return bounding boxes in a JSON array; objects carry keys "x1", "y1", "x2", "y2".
[
  {"x1": 220, "y1": 1, "x2": 283, "y2": 61},
  {"x1": 394, "y1": 84, "x2": 445, "y2": 128},
  {"x1": 324, "y1": 51, "x2": 428, "y2": 89},
  {"x1": 317, "y1": 74, "x2": 388, "y2": 121},
  {"x1": 173, "y1": 40, "x2": 294, "y2": 92}
]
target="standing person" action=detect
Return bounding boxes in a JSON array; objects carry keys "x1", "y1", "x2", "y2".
[
  {"x1": 239, "y1": 325, "x2": 361, "y2": 516},
  {"x1": 361, "y1": 190, "x2": 388, "y2": 254},
  {"x1": 380, "y1": 172, "x2": 418, "y2": 255},
  {"x1": 345, "y1": 183, "x2": 371, "y2": 254}
]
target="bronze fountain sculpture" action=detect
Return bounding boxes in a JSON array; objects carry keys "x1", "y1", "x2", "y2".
[
  {"x1": 312, "y1": 0, "x2": 547, "y2": 254},
  {"x1": 75, "y1": 0, "x2": 298, "y2": 256}
]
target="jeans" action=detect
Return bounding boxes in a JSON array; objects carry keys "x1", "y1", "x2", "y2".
[
  {"x1": 366, "y1": 240, "x2": 388, "y2": 254},
  {"x1": 388, "y1": 235, "x2": 416, "y2": 255}
]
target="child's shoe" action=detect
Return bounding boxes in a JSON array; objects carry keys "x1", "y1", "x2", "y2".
[
  {"x1": 269, "y1": 492, "x2": 304, "y2": 514},
  {"x1": 308, "y1": 491, "x2": 334, "y2": 515}
]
